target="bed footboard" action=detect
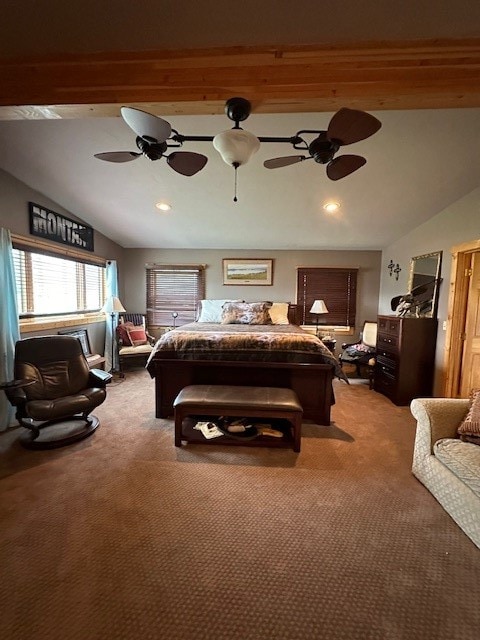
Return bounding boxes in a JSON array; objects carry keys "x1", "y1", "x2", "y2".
[{"x1": 147, "y1": 359, "x2": 333, "y2": 425}]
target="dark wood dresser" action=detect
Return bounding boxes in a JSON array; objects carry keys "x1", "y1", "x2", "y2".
[{"x1": 374, "y1": 315, "x2": 437, "y2": 405}]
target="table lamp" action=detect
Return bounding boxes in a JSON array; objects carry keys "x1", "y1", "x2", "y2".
[{"x1": 309, "y1": 299, "x2": 329, "y2": 336}]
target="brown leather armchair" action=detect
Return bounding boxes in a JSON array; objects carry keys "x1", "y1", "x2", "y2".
[{"x1": 4, "y1": 335, "x2": 111, "y2": 449}]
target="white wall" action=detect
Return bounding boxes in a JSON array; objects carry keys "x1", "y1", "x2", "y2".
[{"x1": 379, "y1": 186, "x2": 480, "y2": 394}]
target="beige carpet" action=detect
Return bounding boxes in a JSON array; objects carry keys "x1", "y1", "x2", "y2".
[{"x1": 0, "y1": 369, "x2": 479, "y2": 640}]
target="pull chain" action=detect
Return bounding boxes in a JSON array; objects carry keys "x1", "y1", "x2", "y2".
[{"x1": 233, "y1": 162, "x2": 239, "y2": 203}]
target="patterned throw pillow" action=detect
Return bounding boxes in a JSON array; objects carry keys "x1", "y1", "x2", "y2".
[
  {"x1": 458, "y1": 388, "x2": 480, "y2": 445},
  {"x1": 126, "y1": 325, "x2": 148, "y2": 346},
  {"x1": 197, "y1": 299, "x2": 243, "y2": 323},
  {"x1": 221, "y1": 301, "x2": 273, "y2": 325},
  {"x1": 117, "y1": 322, "x2": 133, "y2": 346}
]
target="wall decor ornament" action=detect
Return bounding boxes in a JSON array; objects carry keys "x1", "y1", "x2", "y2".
[
  {"x1": 223, "y1": 259, "x2": 273, "y2": 286},
  {"x1": 29, "y1": 202, "x2": 94, "y2": 251},
  {"x1": 387, "y1": 259, "x2": 401, "y2": 280}
]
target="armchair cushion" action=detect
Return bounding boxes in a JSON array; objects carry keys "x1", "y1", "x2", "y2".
[
  {"x1": 433, "y1": 438, "x2": 480, "y2": 497},
  {"x1": 26, "y1": 388, "x2": 106, "y2": 421}
]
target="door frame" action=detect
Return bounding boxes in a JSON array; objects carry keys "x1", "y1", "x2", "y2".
[{"x1": 444, "y1": 238, "x2": 480, "y2": 397}]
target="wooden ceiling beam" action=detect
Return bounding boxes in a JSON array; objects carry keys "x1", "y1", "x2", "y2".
[{"x1": 1, "y1": 39, "x2": 480, "y2": 120}]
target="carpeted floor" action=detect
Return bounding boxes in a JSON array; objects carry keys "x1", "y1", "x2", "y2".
[{"x1": 0, "y1": 368, "x2": 479, "y2": 640}]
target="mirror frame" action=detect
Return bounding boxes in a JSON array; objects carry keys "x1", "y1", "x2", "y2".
[{"x1": 407, "y1": 251, "x2": 443, "y2": 318}]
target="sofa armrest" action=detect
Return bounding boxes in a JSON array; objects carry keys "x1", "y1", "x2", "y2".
[{"x1": 410, "y1": 397, "x2": 469, "y2": 454}]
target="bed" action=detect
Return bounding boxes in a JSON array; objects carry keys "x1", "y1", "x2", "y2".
[{"x1": 146, "y1": 301, "x2": 347, "y2": 425}]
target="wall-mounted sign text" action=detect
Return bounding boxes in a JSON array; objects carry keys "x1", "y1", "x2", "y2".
[{"x1": 29, "y1": 202, "x2": 94, "y2": 252}]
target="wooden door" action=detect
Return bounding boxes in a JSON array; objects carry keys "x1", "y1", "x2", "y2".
[{"x1": 460, "y1": 252, "x2": 480, "y2": 396}]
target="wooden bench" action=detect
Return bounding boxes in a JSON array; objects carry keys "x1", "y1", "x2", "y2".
[{"x1": 173, "y1": 384, "x2": 303, "y2": 452}]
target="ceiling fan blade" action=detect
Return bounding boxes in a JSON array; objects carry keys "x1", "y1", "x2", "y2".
[
  {"x1": 166, "y1": 152, "x2": 208, "y2": 176},
  {"x1": 263, "y1": 155, "x2": 306, "y2": 169},
  {"x1": 327, "y1": 108, "x2": 381, "y2": 145},
  {"x1": 326, "y1": 155, "x2": 366, "y2": 180},
  {"x1": 120, "y1": 107, "x2": 172, "y2": 143},
  {"x1": 94, "y1": 151, "x2": 142, "y2": 163}
]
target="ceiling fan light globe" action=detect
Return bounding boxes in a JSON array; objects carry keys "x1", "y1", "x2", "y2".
[{"x1": 213, "y1": 129, "x2": 260, "y2": 166}]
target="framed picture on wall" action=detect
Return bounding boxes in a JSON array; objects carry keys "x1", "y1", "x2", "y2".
[
  {"x1": 222, "y1": 258, "x2": 273, "y2": 286},
  {"x1": 58, "y1": 328, "x2": 92, "y2": 356}
]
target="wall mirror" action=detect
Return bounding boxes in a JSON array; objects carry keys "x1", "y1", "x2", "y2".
[{"x1": 407, "y1": 251, "x2": 442, "y2": 317}]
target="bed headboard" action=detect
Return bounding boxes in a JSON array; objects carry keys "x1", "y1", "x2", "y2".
[{"x1": 288, "y1": 304, "x2": 299, "y2": 325}]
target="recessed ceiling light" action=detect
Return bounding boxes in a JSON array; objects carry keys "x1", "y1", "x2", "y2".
[
  {"x1": 323, "y1": 202, "x2": 340, "y2": 213},
  {"x1": 156, "y1": 202, "x2": 171, "y2": 211}
]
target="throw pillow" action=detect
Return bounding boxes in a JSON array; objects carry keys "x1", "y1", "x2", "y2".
[
  {"x1": 197, "y1": 299, "x2": 243, "y2": 323},
  {"x1": 126, "y1": 325, "x2": 148, "y2": 346},
  {"x1": 221, "y1": 301, "x2": 273, "y2": 325},
  {"x1": 117, "y1": 322, "x2": 133, "y2": 346},
  {"x1": 268, "y1": 302, "x2": 290, "y2": 325},
  {"x1": 458, "y1": 388, "x2": 480, "y2": 445}
]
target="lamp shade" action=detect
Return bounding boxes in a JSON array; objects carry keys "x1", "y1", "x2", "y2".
[
  {"x1": 213, "y1": 129, "x2": 260, "y2": 166},
  {"x1": 310, "y1": 300, "x2": 329, "y2": 314},
  {"x1": 102, "y1": 296, "x2": 126, "y2": 314}
]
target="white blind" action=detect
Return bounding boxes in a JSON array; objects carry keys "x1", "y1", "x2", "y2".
[{"x1": 12, "y1": 247, "x2": 106, "y2": 316}]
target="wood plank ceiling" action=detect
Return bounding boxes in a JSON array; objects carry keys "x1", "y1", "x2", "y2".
[{"x1": 1, "y1": 38, "x2": 480, "y2": 120}]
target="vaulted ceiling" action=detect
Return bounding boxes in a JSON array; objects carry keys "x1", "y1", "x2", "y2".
[{"x1": 1, "y1": 1, "x2": 479, "y2": 249}]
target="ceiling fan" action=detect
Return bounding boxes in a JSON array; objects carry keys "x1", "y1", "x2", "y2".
[
  {"x1": 262, "y1": 107, "x2": 382, "y2": 180},
  {"x1": 95, "y1": 97, "x2": 381, "y2": 184}
]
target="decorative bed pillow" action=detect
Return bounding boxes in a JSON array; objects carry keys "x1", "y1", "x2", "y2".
[
  {"x1": 197, "y1": 299, "x2": 243, "y2": 323},
  {"x1": 126, "y1": 325, "x2": 148, "y2": 346},
  {"x1": 458, "y1": 388, "x2": 480, "y2": 445},
  {"x1": 117, "y1": 322, "x2": 133, "y2": 346},
  {"x1": 268, "y1": 302, "x2": 290, "y2": 325},
  {"x1": 221, "y1": 301, "x2": 273, "y2": 325}
]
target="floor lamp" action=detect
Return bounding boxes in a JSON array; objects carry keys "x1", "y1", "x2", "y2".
[
  {"x1": 309, "y1": 299, "x2": 329, "y2": 337},
  {"x1": 102, "y1": 296, "x2": 126, "y2": 372}
]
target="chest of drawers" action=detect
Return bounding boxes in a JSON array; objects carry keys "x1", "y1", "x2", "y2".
[{"x1": 374, "y1": 315, "x2": 437, "y2": 405}]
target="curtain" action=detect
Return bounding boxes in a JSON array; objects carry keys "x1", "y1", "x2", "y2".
[
  {"x1": 0, "y1": 228, "x2": 21, "y2": 430},
  {"x1": 104, "y1": 260, "x2": 119, "y2": 372}
]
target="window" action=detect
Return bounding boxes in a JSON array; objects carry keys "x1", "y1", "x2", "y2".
[
  {"x1": 296, "y1": 267, "x2": 358, "y2": 328},
  {"x1": 146, "y1": 264, "x2": 206, "y2": 327},
  {"x1": 12, "y1": 244, "x2": 106, "y2": 317}
]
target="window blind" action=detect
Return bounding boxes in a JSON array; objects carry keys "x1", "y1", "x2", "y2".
[
  {"x1": 146, "y1": 264, "x2": 206, "y2": 327},
  {"x1": 12, "y1": 246, "x2": 106, "y2": 316},
  {"x1": 296, "y1": 267, "x2": 358, "y2": 327}
]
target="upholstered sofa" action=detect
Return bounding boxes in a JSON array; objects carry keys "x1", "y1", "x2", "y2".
[{"x1": 410, "y1": 398, "x2": 480, "y2": 549}]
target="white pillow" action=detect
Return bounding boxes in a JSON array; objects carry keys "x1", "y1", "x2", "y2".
[
  {"x1": 268, "y1": 302, "x2": 290, "y2": 325},
  {"x1": 197, "y1": 299, "x2": 242, "y2": 323}
]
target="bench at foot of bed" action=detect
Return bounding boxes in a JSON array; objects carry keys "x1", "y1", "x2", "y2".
[{"x1": 173, "y1": 384, "x2": 303, "y2": 452}]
